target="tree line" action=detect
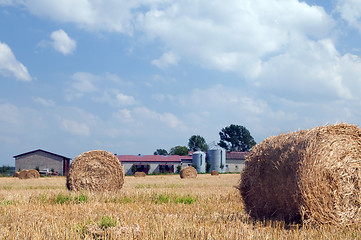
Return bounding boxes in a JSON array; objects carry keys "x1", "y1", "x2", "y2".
[{"x1": 154, "y1": 124, "x2": 256, "y2": 156}]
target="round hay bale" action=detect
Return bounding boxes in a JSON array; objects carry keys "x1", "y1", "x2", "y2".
[
  {"x1": 66, "y1": 150, "x2": 124, "y2": 192},
  {"x1": 18, "y1": 170, "x2": 29, "y2": 179},
  {"x1": 180, "y1": 166, "x2": 197, "y2": 179},
  {"x1": 134, "y1": 172, "x2": 146, "y2": 177},
  {"x1": 211, "y1": 170, "x2": 219, "y2": 176},
  {"x1": 18, "y1": 169, "x2": 40, "y2": 179},
  {"x1": 13, "y1": 172, "x2": 20, "y2": 178},
  {"x1": 26, "y1": 169, "x2": 40, "y2": 179},
  {"x1": 239, "y1": 123, "x2": 361, "y2": 226}
]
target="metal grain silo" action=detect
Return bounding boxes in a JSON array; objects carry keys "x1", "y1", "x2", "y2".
[
  {"x1": 192, "y1": 151, "x2": 206, "y2": 173},
  {"x1": 207, "y1": 146, "x2": 226, "y2": 173}
]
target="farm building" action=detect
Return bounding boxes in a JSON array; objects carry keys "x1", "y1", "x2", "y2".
[
  {"x1": 117, "y1": 155, "x2": 182, "y2": 175},
  {"x1": 180, "y1": 154, "x2": 193, "y2": 166},
  {"x1": 224, "y1": 151, "x2": 248, "y2": 172},
  {"x1": 117, "y1": 150, "x2": 249, "y2": 175},
  {"x1": 14, "y1": 149, "x2": 71, "y2": 175}
]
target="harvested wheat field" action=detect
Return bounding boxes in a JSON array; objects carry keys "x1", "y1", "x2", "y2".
[
  {"x1": 1, "y1": 174, "x2": 361, "y2": 239},
  {"x1": 134, "y1": 172, "x2": 146, "y2": 177},
  {"x1": 240, "y1": 123, "x2": 361, "y2": 226}
]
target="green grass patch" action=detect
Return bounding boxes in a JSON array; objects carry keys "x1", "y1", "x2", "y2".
[
  {"x1": 99, "y1": 215, "x2": 117, "y2": 230},
  {"x1": 155, "y1": 193, "x2": 170, "y2": 204},
  {"x1": 1, "y1": 200, "x2": 15, "y2": 205},
  {"x1": 54, "y1": 193, "x2": 89, "y2": 204},
  {"x1": 174, "y1": 194, "x2": 197, "y2": 204},
  {"x1": 153, "y1": 193, "x2": 197, "y2": 204}
]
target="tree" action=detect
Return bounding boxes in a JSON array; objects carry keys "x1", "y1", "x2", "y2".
[
  {"x1": 169, "y1": 146, "x2": 189, "y2": 156},
  {"x1": 218, "y1": 124, "x2": 256, "y2": 151},
  {"x1": 188, "y1": 135, "x2": 208, "y2": 152},
  {"x1": 154, "y1": 149, "x2": 168, "y2": 155}
]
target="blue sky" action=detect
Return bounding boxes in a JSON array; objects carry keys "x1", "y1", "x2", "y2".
[{"x1": 1, "y1": 0, "x2": 361, "y2": 166}]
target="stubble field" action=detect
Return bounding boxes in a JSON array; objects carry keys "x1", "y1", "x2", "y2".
[{"x1": 1, "y1": 174, "x2": 361, "y2": 239}]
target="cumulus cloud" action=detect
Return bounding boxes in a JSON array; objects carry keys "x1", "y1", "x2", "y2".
[
  {"x1": 33, "y1": 97, "x2": 55, "y2": 107},
  {"x1": 115, "y1": 93, "x2": 136, "y2": 106},
  {"x1": 152, "y1": 51, "x2": 179, "y2": 69},
  {"x1": 139, "y1": 0, "x2": 334, "y2": 75},
  {"x1": 60, "y1": 118, "x2": 90, "y2": 136},
  {"x1": 336, "y1": 0, "x2": 361, "y2": 33},
  {"x1": 254, "y1": 38, "x2": 361, "y2": 101},
  {"x1": 133, "y1": 106, "x2": 183, "y2": 129},
  {"x1": 65, "y1": 72, "x2": 99, "y2": 100},
  {"x1": 16, "y1": 0, "x2": 143, "y2": 34},
  {"x1": 50, "y1": 29, "x2": 76, "y2": 55},
  {"x1": 0, "y1": 42, "x2": 32, "y2": 81},
  {"x1": 113, "y1": 108, "x2": 133, "y2": 122},
  {"x1": 0, "y1": 102, "x2": 21, "y2": 124}
]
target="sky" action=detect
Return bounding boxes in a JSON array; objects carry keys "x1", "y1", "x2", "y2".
[{"x1": 1, "y1": 0, "x2": 361, "y2": 166}]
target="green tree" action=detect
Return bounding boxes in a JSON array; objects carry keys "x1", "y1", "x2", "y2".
[
  {"x1": 188, "y1": 135, "x2": 208, "y2": 152},
  {"x1": 218, "y1": 124, "x2": 256, "y2": 151},
  {"x1": 169, "y1": 146, "x2": 189, "y2": 156},
  {"x1": 154, "y1": 149, "x2": 168, "y2": 155}
]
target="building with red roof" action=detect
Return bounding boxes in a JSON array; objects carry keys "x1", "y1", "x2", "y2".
[
  {"x1": 117, "y1": 150, "x2": 249, "y2": 175},
  {"x1": 117, "y1": 154, "x2": 182, "y2": 175}
]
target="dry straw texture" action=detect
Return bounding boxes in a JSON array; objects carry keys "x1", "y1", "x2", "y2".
[
  {"x1": 211, "y1": 170, "x2": 219, "y2": 176},
  {"x1": 239, "y1": 123, "x2": 361, "y2": 226},
  {"x1": 13, "y1": 172, "x2": 19, "y2": 177},
  {"x1": 180, "y1": 166, "x2": 197, "y2": 179},
  {"x1": 134, "y1": 172, "x2": 146, "y2": 177},
  {"x1": 18, "y1": 169, "x2": 40, "y2": 179},
  {"x1": 66, "y1": 150, "x2": 125, "y2": 192}
]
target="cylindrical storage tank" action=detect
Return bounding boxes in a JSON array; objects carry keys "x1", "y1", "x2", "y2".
[
  {"x1": 207, "y1": 146, "x2": 226, "y2": 173},
  {"x1": 192, "y1": 151, "x2": 206, "y2": 173}
]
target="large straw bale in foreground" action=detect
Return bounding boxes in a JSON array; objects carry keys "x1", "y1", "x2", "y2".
[
  {"x1": 239, "y1": 123, "x2": 361, "y2": 226},
  {"x1": 18, "y1": 169, "x2": 40, "y2": 179},
  {"x1": 134, "y1": 172, "x2": 146, "y2": 177},
  {"x1": 180, "y1": 166, "x2": 197, "y2": 179},
  {"x1": 66, "y1": 150, "x2": 124, "y2": 192}
]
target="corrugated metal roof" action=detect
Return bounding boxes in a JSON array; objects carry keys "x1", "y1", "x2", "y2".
[
  {"x1": 117, "y1": 155, "x2": 181, "y2": 162},
  {"x1": 13, "y1": 149, "x2": 71, "y2": 160},
  {"x1": 225, "y1": 151, "x2": 249, "y2": 160}
]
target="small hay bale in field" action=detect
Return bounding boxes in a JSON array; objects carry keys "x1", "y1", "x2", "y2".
[
  {"x1": 66, "y1": 150, "x2": 125, "y2": 192},
  {"x1": 18, "y1": 170, "x2": 29, "y2": 179},
  {"x1": 180, "y1": 166, "x2": 197, "y2": 179},
  {"x1": 134, "y1": 172, "x2": 146, "y2": 177},
  {"x1": 211, "y1": 170, "x2": 219, "y2": 176},
  {"x1": 239, "y1": 123, "x2": 361, "y2": 226},
  {"x1": 13, "y1": 172, "x2": 20, "y2": 177},
  {"x1": 18, "y1": 169, "x2": 40, "y2": 179},
  {"x1": 26, "y1": 169, "x2": 40, "y2": 179}
]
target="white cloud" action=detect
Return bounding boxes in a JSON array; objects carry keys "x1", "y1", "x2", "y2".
[
  {"x1": 0, "y1": 42, "x2": 32, "y2": 81},
  {"x1": 254, "y1": 38, "x2": 360, "y2": 101},
  {"x1": 116, "y1": 93, "x2": 136, "y2": 106},
  {"x1": 133, "y1": 106, "x2": 183, "y2": 129},
  {"x1": 152, "y1": 51, "x2": 179, "y2": 69},
  {"x1": 113, "y1": 108, "x2": 133, "y2": 122},
  {"x1": 50, "y1": 29, "x2": 76, "y2": 55},
  {"x1": 139, "y1": 0, "x2": 334, "y2": 76},
  {"x1": 17, "y1": 0, "x2": 144, "y2": 34},
  {"x1": 65, "y1": 72, "x2": 99, "y2": 100},
  {"x1": 336, "y1": 0, "x2": 361, "y2": 33},
  {"x1": 60, "y1": 118, "x2": 90, "y2": 136},
  {"x1": 33, "y1": 97, "x2": 55, "y2": 107},
  {"x1": 0, "y1": 102, "x2": 21, "y2": 124}
]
